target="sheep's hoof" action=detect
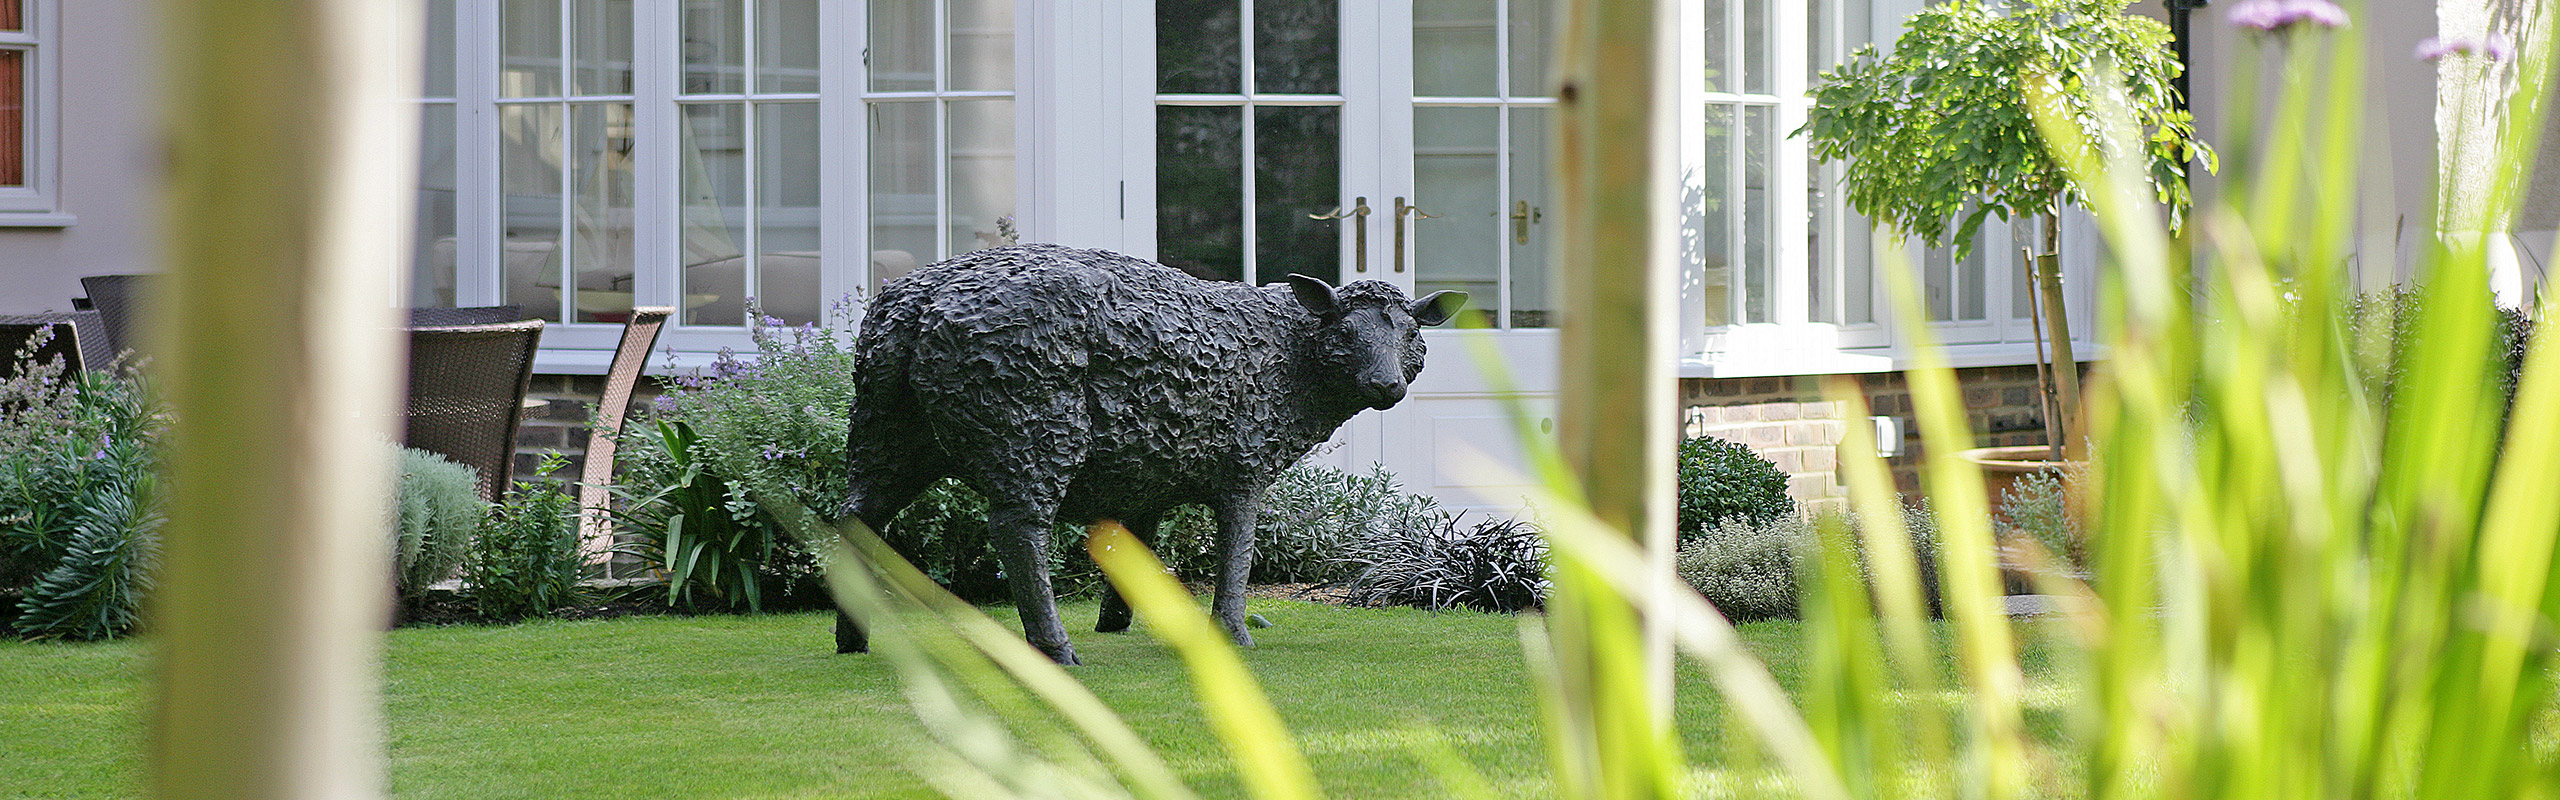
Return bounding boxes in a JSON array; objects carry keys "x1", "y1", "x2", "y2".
[
  {"x1": 1096, "y1": 616, "x2": 1132, "y2": 633},
  {"x1": 1044, "y1": 646, "x2": 1083, "y2": 666}
]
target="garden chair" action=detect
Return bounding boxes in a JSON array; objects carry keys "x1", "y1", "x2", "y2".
[
  {"x1": 0, "y1": 312, "x2": 110, "y2": 379},
  {"x1": 576, "y1": 307, "x2": 671, "y2": 573},
  {"x1": 404, "y1": 319, "x2": 544, "y2": 504},
  {"x1": 77, "y1": 274, "x2": 157, "y2": 360},
  {"x1": 407, "y1": 304, "x2": 523, "y2": 327}
]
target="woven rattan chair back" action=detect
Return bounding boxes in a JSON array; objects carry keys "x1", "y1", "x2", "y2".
[
  {"x1": 405, "y1": 320, "x2": 544, "y2": 504},
  {"x1": 577, "y1": 307, "x2": 672, "y2": 568},
  {"x1": 408, "y1": 305, "x2": 524, "y2": 327},
  {"x1": 77, "y1": 274, "x2": 157, "y2": 359},
  {"x1": 0, "y1": 312, "x2": 107, "y2": 379}
]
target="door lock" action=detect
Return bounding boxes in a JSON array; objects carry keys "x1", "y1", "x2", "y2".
[
  {"x1": 1394, "y1": 197, "x2": 1439, "y2": 273},
  {"x1": 1310, "y1": 197, "x2": 1372, "y2": 272}
]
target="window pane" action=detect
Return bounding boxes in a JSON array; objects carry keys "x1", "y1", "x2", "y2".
[
  {"x1": 1256, "y1": 105, "x2": 1340, "y2": 285},
  {"x1": 757, "y1": 0, "x2": 820, "y2": 93},
  {"x1": 500, "y1": 104, "x2": 565, "y2": 320},
  {"x1": 2013, "y1": 217, "x2": 2036, "y2": 319},
  {"x1": 1957, "y1": 238, "x2": 1986, "y2": 320},
  {"x1": 1414, "y1": 0, "x2": 1494, "y2": 98},
  {"x1": 1809, "y1": 169, "x2": 1831, "y2": 324},
  {"x1": 1700, "y1": 104, "x2": 1731, "y2": 326},
  {"x1": 1158, "y1": 0, "x2": 1241, "y2": 94},
  {"x1": 1743, "y1": 0, "x2": 1769, "y2": 94},
  {"x1": 570, "y1": 102, "x2": 637, "y2": 323},
  {"x1": 574, "y1": 0, "x2": 633, "y2": 95},
  {"x1": 760, "y1": 102, "x2": 823, "y2": 325},
  {"x1": 684, "y1": 0, "x2": 744, "y2": 94},
  {"x1": 412, "y1": 104, "x2": 460, "y2": 307},
  {"x1": 0, "y1": 49, "x2": 19, "y2": 188},
  {"x1": 1743, "y1": 105, "x2": 1771, "y2": 323},
  {"x1": 1509, "y1": 0, "x2": 1554, "y2": 98},
  {"x1": 950, "y1": 0, "x2": 1014, "y2": 91},
  {"x1": 1414, "y1": 107, "x2": 1498, "y2": 323},
  {"x1": 0, "y1": 1, "x2": 19, "y2": 31},
  {"x1": 947, "y1": 99, "x2": 1015, "y2": 259},
  {"x1": 1256, "y1": 0, "x2": 1337, "y2": 94},
  {"x1": 680, "y1": 102, "x2": 747, "y2": 326},
  {"x1": 424, "y1": 0, "x2": 458, "y2": 98},
  {"x1": 1509, "y1": 106, "x2": 1552, "y2": 327},
  {"x1": 870, "y1": 0, "x2": 933, "y2": 92},
  {"x1": 1923, "y1": 244, "x2": 1952, "y2": 321},
  {"x1": 869, "y1": 101, "x2": 936, "y2": 289},
  {"x1": 1807, "y1": 0, "x2": 1827, "y2": 82},
  {"x1": 502, "y1": 0, "x2": 562, "y2": 98},
  {"x1": 1702, "y1": 0, "x2": 1726, "y2": 93},
  {"x1": 1846, "y1": 208, "x2": 1874, "y2": 325},
  {"x1": 1156, "y1": 105, "x2": 1244, "y2": 282}
]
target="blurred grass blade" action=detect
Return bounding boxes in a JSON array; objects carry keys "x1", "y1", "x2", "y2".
[
  {"x1": 755, "y1": 488, "x2": 1198, "y2": 800},
  {"x1": 1403, "y1": 725, "x2": 1502, "y2": 800},
  {"x1": 1823, "y1": 378, "x2": 1950, "y2": 772},
  {"x1": 1088, "y1": 521, "x2": 1323, "y2": 800}
]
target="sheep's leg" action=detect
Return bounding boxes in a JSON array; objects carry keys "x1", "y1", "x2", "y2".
[
  {"x1": 991, "y1": 497, "x2": 1081, "y2": 665},
  {"x1": 832, "y1": 474, "x2": 935, "y2": 655},
  {"x1": 1095, "y1": 514, "x2": 1161, "y2": 633},
  {"x1": 1211, "y1": 496, "x2": 1261, "y2": 647}
]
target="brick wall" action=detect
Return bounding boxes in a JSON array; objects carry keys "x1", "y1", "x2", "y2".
[
  {"x1": 1680, "y1": 364, "x2": 2070, "y2": 513},
  {"x1": 511, "y1": 374, "x2": 667, "y2": 484}
]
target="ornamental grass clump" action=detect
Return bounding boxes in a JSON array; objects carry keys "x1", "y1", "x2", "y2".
[
  {"x1": 387, "y1": 443, "x2": 482, "y2": 603},
  {"x1": 0, "y1": 337, "x2": 163, "y2": 642}
]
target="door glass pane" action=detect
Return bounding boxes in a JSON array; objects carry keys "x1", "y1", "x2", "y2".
[
  {"x1": 760, "y1": 102, "x2": 823, "y2": 325},
  {"x1": 1702, "y1": 0, "x2": 1726, "y2": 93},
  {"x1": 1158, "y1": 0, "x2": 1241, "y2": 93},
  {"x1": 870, "y1": 0, "x2": 933, "y2": 92},
  {"x1": 685, "y1": 0, "x2": 744, "y2": 94},
  {"x1": 574, "y1": 0, "x2": 633, "y2": 95},
  {"x1": 950, "y1": 0, "x2": 1014, "y2": 91},
  {"x1": 947, "y1": 99, "x2": 1016, "y2": 259},
  {"x1": 1256, "y1": 106, "x2": 1340, "y2": 286},
  {"x1": 0, "y1": 49, "x2": 21, "y2": 188},
  {"x1": 1414, "y1": 107, "x2": 1498, "y2": 323},
  {"x1": 1157, "y1": 106, "x2": 1244, "y2": 282},
  {"x1": 1701, "y1": 104, "x2": 1731, "y2": 326},
  {"x1": 868, "y1": 101, "x2": 936, "y2": 289},
  {"x1": 757, "y1": 0, "x2": 820, "y2": 93},
  {"x1": 680, "y1": 103, "x2": 747, "y2": 326},
  {"x1": 424, "y1": 0, "x2": 458, "y2": 98},
  {"x1": 570, "y1": 102, "x2": 637, "y2": 323},
  {"x1": 1742, "y1": 105, "x2": 1771, "y2": 323},
  {"x1": 1743, "y1": 0, "x2": 1770, "y2": 94},
  {"x1": 1255, "y1": 0, "x2": 1337, "y2": 94},
  {"x1": 500, "y1": 104, "x2": 565, "y2": 320},
  {"x1": 1414, "y1": 0, "x2": 1495, "y2": 98},
  {"x1": 502, "y1": 0, "x2": 562, "y2": 98},
  {"x1": 413, "y1": 104, "x2": 460, "y2": 307},
  {"x1": 1510, "y1": 107, "x2": 1552, "y2": 327},
  {"x1": 1509, "y1": 0, "x2": 1554, "y2": 98}
]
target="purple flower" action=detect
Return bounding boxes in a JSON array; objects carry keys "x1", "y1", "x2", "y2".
[
  {"x1": 760, "y1": 315, "x2": 785, "y2": 329},
  {"x1": 2417, "y1": 33, "x2": 2513, "y2": 63},
  {"x1": 651, "y1": 395, "x2": 678, "y2": 414},
  {"x1": 2228, "y1": 0, "x2": 2347, "y2": 32}
]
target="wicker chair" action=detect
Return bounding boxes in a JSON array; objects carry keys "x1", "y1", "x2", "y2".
[
  {"x1": 0, "y1": 312, "x2": 110, "y2": 379},
  {"x1": 408, "y1": 305, "x2": 523, "y2": 327},
  {"x1": 577, "y1": 308, "x2": 673, "y2": 570},
  {"x1": 77, "y1": 274, "x2": 157, "y2": 359},
  {"x1": 405, "y1": 320, "x2": 545, "y2": 504}
]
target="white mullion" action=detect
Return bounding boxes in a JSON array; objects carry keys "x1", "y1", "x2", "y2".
[
  {"x1": 632, "y1": 0, "x2": 678, "y2": 316},
  {"x1": 932, "y1": 0, "x2": 951, "y2": 261},
  {"x1": 457, "y1": 0, "x2": 501, "y2": 307},
  {"x1": 1496, "y1": 104, "x2": 1514, "y2": 329},
  {"x1": 1239, "y1": 0, "x2": 1257, "y2": 285},
  {"x1": 553, "y1": 0, "x2": 576, "y2": 322},
  {"x1": 1678, "y1": 0, "x2": 1709, "y2": 354},
  {"x1": 824, "y1": 0, "x2": 864, "y2": 317},
  {"x1": 1772, "y1": 0, "x2": 1808, "y2": 327},
  {"x1": 739, "y1": 0, "x2": 760, "y2": 311}
]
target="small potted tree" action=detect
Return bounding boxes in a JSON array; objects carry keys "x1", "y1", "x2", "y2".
[{"x1": 1800, "y1": 0, "x2": 2212, "y2": 466}]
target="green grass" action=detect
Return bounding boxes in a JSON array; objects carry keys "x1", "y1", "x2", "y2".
[{"x1": 0, "y1": 600, "x2": 2068, "y2": 798}]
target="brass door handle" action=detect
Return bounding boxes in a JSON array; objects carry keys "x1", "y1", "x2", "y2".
[
  {"x1": 1312, "y1": 197, "x2": 1372, "y2": 273},
  {"x1": 1511, "y1": 200, "x2": 1542, "y2": 245},
  {"x1": 1394, "y1": 197, "x2": 1439, "y2": 273}
]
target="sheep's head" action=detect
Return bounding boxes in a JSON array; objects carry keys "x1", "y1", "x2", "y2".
[{"x1": 1287, "y1": 274, "x2": 1468, "y2": 411}]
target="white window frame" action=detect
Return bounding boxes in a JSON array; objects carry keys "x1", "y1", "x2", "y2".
[
  {"x1": 423, "y1": 0, "x2": 1033, "y2": 373},
  {"x1": 1679, "y1": 0, "x2": 2101, "y2": 378},
  {"x1": 0, "y1": 0, "x2": 66, "y2": 225}
]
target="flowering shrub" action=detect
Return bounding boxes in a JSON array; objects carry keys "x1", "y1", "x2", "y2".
[{"x1": 0, "y1": 332, "x2": 164, "y2": 641}]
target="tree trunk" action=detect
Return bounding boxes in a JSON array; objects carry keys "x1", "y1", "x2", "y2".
[{"x1": 2038, "y1": 209, "x2": 2085, "y2": 460}]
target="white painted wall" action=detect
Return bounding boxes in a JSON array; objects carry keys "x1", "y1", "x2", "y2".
[{"x1": 0, "y1": 0, "x2": 162, "y2": 314}]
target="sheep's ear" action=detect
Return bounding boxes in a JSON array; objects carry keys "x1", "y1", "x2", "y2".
[
  {"x1": 1411, "y1": 291, "x2": 1467, "y2": 326},
  {"x1": 1287, "y1": 273, "x2": 1340, "y2": 316}
]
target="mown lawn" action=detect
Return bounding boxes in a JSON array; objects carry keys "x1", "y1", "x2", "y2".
[{"x1": 0, "y1": 598, "x2": 2068, "y2": 798}]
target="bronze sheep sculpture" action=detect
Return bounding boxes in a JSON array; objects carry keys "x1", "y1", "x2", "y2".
[{"x1": 834, "y1": 244, "x2": 1465, "y2": 664}]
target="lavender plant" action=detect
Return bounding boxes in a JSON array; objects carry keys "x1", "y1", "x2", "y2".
[{"x1": 0, "y1": 331, "x2": 164, "y2": 641}]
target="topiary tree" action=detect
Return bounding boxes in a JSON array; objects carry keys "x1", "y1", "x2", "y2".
[
  {"x1": 1675, "y1": 435, "x2": 1795, "y2": 543},
  {"x1": 1799, "y1": 0, "x2": 2213, "y2": 459}
]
